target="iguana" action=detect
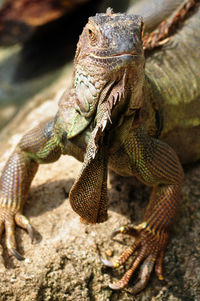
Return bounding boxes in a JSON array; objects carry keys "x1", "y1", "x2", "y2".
[{"x1": 0, "y1": 4, "x2": 200, "y2": 294}]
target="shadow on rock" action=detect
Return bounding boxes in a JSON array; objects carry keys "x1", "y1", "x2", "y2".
[{"x1": 25, "y1": 178, "x2": 74, "y2": 218}]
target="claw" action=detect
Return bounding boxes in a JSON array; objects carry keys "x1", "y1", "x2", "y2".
[
  {"x1": 15, "y1": 213, "x2": 34, "y2": 243},
  {"x1": 27, "y1": 224, "x2": 34, "y2": 244},
  {"x1": 111, "y1": 226, "x2": 127, "y2": 239},
  {"x1": 9, "y1": 248, "x2": 25, "y2": 261},
  {"x1": 110, "y1": 224, "x2": 147, "y2": 239},
  {"x1": 100, "y1": 257, "x2": 118, "y2": 267},
  {"x1": 110, "y1": 228, "x2": 122, "y2": 239},
  {"x1": 109, "y1": 282, "x2": 121, "y2": 290}
]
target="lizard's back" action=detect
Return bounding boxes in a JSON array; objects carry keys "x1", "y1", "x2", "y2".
[{"x1": 144, "y1": 5, "x2": 200, "y2": 163}]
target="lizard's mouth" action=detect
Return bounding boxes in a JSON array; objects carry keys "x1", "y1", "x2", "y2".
[
  {"x1": 112, "y1": 53, "x2": 137, "y2": 61},
  {"x1": 88, "y1": 52, "x2": 141, "y2": 66},
  {"x1": 113, "y1": 52, "x2": 137, "y2": 56},
  {"x1": 89, "y1": 52, "x2": 137, "y2": 60}
]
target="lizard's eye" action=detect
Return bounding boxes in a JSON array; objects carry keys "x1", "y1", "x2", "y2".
[{"x1": 88, "y1": 28, "x2": 96, "y2": 42}]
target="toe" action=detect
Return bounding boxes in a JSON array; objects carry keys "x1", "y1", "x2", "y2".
[
  {"x1": 155, "y1": 249, "x2": 165, "y2": 280},
  {"x1": 109, "y1": 245, "x2": 147, "y2": 290},
  {"x1": 130, "y1": 254, "x2": 156, "y2": 294},
  {"x1": 5, "y1": 218, "x2": 24, "y2": 261}
]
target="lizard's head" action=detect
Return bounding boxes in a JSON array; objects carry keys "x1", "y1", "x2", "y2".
[{"x1": 74, "y1": 8, "x2": 145, "y2": 121}]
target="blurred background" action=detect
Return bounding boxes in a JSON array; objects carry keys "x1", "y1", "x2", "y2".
[{"x1": 0, "y1": 0, "x2": 133, "y2": 131}]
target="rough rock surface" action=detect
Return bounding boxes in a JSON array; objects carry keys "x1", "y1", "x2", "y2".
[{"x1": 0, "y1": 83, "x2": 199, "y2": 301}]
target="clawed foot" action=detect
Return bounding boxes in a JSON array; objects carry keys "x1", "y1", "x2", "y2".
[
  {"x1": 101, "y1": 223, "x2": 168, "y2": 294},
  {"x1": 0, "y1": 207, "x2": 34, "y2": 262}
]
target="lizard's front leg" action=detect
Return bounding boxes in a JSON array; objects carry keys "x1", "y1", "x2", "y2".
[
  {"x1": 102, "y1": 127, "x2": 184, "y2": 293},
  {"x1": 0, "y1": 119, "x2": 65, "y2": 261}
]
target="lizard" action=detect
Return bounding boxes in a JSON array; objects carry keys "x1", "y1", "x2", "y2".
[{"x1": 0, "y1": 5, "x2": 200, "y2": 294}]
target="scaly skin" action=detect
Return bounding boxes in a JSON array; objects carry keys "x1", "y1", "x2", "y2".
[{"x1": 0, "y1": 7, "x2": 199, "y2": 293}]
